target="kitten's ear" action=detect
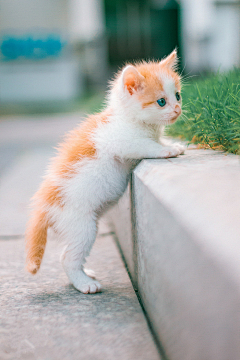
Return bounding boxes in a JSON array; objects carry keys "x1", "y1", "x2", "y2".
[
  {"x1": 122, "y1": 65, "x2": 145, "y2": 95},
  {"x1": 160, "y1": 49, "x2": 178, "y2": 70}
]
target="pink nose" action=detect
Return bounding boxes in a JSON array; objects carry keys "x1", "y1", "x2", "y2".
[{"x1": 174, "y1": 104, "x2": 181, "y2": 115}]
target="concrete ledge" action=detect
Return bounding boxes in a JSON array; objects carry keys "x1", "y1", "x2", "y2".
[{"x1": 109, "y1": 149, "x2": 240, "y2": 360}]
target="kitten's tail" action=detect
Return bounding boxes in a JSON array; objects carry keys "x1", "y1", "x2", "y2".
[{"x1": 25, "y1": 209, "x2": 49, "y2": 274}]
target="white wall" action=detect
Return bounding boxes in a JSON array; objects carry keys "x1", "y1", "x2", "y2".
[
  {"x1": 0, "y1": 59, "x2": 81, "y2": 102},
  {"x1": 0, "y1": 0, "x2": 76, "y2": 102},
  {"x1": 68, "y1": 0, "x2": 105, "y2": 42},
  {"x1": 0, "y1": 0, "x2": 68, "y2": 33},
  {"x1": 0, "y1": 0, "x2": 107, "y2": 102},
  {"x1": 181, "y1": 0, "x2": 240, "y2": 72}
]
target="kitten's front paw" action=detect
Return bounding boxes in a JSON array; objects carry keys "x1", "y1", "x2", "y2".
[
  {"x1": 158, "y1": 146, "x2": 183, "y2": 158},
  {"x1": 173, "y1": 143, "x2": 185, "y2": 155}
]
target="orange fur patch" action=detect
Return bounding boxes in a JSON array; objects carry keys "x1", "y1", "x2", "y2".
[
  {"x1": 35, "y1": 180, "x2": 63, "y2": 207},
  {"x1": 142, "y1": 101, "x2": 155, "y2": 108},
  {"x1": 52, "y1": 110, "x2": 110, "y2": 177},
  {"x1": 30, "y1": 110, "x2": 111, "y2": 216}
]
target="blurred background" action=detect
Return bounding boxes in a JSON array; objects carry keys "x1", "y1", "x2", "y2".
[{"x1": 0, "y1": 0, "x2": 240, "y2": 113}]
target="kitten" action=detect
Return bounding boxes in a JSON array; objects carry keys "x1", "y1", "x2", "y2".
[{"x1": 25, "y1": 49, "x2": 184, "y2": 294}]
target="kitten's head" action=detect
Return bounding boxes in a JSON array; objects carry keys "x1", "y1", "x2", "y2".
[{"x1": 112, "y1": 49, "x2": 181, "y2": 125}]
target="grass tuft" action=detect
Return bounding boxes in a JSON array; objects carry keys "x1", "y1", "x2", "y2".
[{"x1": 166, "y1": 68, "x2": 240, "y2": 154}]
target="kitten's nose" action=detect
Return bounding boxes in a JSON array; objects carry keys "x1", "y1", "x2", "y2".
[{"x1": 174, "y1": 104, "x2": 181, "y2": 115}]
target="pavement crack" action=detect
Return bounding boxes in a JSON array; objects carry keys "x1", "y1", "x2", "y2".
[
  {"x1": 98, "y1": 231, "x2": 115, "y2": 237},
  {"x1": 0, "y1": 234, "x2": 24, "y2": 240}
]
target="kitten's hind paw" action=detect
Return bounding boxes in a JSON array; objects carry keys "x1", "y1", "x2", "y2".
[
  {"x1": 80, "y1": 280, "x2": 102, "y2": 294},
  {"x1": 70, "y1": 270, "x2": 102, "y2": 294}
]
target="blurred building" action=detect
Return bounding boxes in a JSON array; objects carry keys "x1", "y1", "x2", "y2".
[
  {"x1": 0, "y1": 0, "x2": 107, "y2": 103},
  {"x1": 104, "y1": 0, "x2": 181, "y2": 68},
  {"x1": 104, "y1": 0, "x2": 240, "y2": 74},
  {"x1": 0, "y1": 0, "x2": 239, "y2": 105},
  {"x1": 180, "y1": 0, "x2": 240, "y2": 73}
]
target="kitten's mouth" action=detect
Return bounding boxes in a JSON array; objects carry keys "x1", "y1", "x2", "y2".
[
  {"x1": 170, "y1": 111, "x2": 181, "y2": 124},
  {"x1": 169, "y1": 116, "x2": 178, "y2": 124}
]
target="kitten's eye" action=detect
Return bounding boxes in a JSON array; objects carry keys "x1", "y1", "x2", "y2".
[
  {"x1": 157, "y1": 98, "x2": 166, "y2": 107},
  {"x1": 176, "y1": 92, "x2": 181, "y2": 101}
]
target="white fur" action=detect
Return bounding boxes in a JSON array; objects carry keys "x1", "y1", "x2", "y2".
[{"x1": 46, "y1": 64, "x2": 184, "y2": 294}]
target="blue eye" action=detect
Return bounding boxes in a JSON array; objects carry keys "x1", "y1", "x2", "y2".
[
  {"x1": 157, "y1": 98, "x2": 166, "y2": 107},
  {"x1": 176, "y1": 92, "x2": 181, "y2": 101}
]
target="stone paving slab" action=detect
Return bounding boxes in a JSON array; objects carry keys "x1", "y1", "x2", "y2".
[
  {"x1": 0, "y1": 232, "x2": 160, "y2": 360},
  {"x1": 0, "y1": 149, "x2": 53, "y2": 236}
]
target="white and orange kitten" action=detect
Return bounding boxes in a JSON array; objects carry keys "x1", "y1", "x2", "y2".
[{"x1": 26, "y1": 49, "x2": 184, "y2": 294}]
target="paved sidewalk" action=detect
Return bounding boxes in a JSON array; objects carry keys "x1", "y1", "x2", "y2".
[{"x1": 0, "y1": 114, "x2": 160, "y2": 360}]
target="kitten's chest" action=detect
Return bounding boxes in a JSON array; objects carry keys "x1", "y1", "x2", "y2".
[
  {"x1": 115, "y1": 157, "x2": 138, "y2": 173},
  {"x1": 80, "y1": 157, "x2": 132, "y2": 199},
  {"x1": 104, "y1": 157, "x2": 133, "y2": 190},
  {"x1": 98, "y1": 157, "x2": 134, "y2": 200}
]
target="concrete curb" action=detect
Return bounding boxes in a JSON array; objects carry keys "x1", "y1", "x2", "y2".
[{"x1": 109, "y1": 148, "x2": 240, "y2": 360}]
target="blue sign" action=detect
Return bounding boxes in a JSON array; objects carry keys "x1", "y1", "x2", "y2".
[{"x1": 0, "y1": 35, "x2": 65, "y2": 60}]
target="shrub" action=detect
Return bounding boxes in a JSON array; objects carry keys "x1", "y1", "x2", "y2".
[{"x1": 167, "y1": 68, "x2": 240, "y2": 154}]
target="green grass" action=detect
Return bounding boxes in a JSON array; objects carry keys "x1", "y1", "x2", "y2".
[{"x1": 166, "y1": 68, "x2": 240, "y2": 154}]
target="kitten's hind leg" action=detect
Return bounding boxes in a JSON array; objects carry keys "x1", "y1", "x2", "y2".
[{"x1": 61, "y1": 216, "x2": 101, "y2": 294}]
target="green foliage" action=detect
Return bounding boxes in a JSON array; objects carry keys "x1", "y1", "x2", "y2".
[{"x1": 167, "y1": 68, "x2": 240, "y2": 154}]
